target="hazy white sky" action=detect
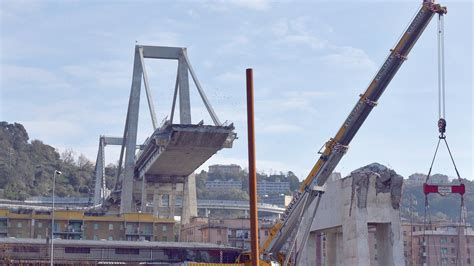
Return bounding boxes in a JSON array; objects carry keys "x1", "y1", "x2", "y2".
[{"x1": 1, "y1": 0, "x2": 472, "y2": 180}]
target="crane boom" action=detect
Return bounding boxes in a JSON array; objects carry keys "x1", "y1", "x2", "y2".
[{"x1": 259, "y1": 1, "x2": 447, "y2": 263}]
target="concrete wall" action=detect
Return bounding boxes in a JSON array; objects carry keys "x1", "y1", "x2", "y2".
[{"x1": 302, "y1": 163, "x2": 404, "y2": 266}]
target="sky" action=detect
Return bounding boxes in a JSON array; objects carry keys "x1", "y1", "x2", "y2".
[{"x1": 1, "y1": 0, "x2": 472, "y2": 181}]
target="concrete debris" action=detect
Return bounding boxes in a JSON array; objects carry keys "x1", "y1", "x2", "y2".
[{"x1": 349, "y1": 163, "x2": 403, "y2": 210}]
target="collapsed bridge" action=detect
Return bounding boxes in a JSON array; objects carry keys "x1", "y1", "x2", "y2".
[{"x1": 92, "y1": 45, "x2": 236, "y2": 222}]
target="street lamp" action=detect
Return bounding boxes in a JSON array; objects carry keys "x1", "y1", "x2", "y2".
[{"x1": 51, "y1": 170, "x2": 62, "y2": 266}]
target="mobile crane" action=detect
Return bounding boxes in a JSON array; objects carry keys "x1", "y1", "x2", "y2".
[{"x1": 237, "y1": 1, "x2": 447, "y2": 265}]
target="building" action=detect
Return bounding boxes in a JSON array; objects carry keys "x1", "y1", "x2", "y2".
[
  {"x1": 0, "y1": 208, "x2": 175, "y2": 242},
  {"x1": 409, "y1": 223, "x2": 473, "y2": 266},
  {"x1": 205, "y1": 180, "x2": 242, "y2": 191},
  {"x1": 406, "y1": 173, "x2": 450, "y2": 185},
  {"x1": 407, "y1": 174, "x2": 427, "y2": 185},
  {"x1": 399, "y1": 222, "x2": 474, "y2": 266},
  {"x1": 313, "y1": 221, "x2": 473, "y2": 266},
  {"x1": 0, "y1": 238, "x2": 241, "y2": 264},
  {"x1": 260, "y1": 194, "x2": 292, "y2": 207},
  {"x1": 208, "y1": 164, "x2": 242, "y2": 176},
  {"x1": 257, "y1": 181, "x2": 290, "y2": 196},
  {"x1": 400, "y1": 221, "x2": 438, "y2": 266},
  {"x1": 431, "y1": 174, "x2": 450, "y2": 184},
  {"x1": 401, "y1": 222, "x2": 415, "y2": 266},
  {"x1": 181, "y1": 217, "x2": 275, "y2": 250}
]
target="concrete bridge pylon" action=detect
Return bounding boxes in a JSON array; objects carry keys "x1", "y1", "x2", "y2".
[
  {"x1": 299, "y1": 163, "x2": 404, "y2": 266},
  {"x1": 92, "y1": 45, "x2": 236, "y2": 223}
]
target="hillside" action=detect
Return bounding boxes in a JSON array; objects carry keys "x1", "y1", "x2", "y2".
[
  {"x1": 401, "y1": 180, "x2": 473, "y2": 224},
  {"x1": 195, "y1": 168, "x2": 300, "y2": 201},
  {"x1": 0, "y1": 122, "x2": 115, "y2": 200},
  {"x1": 0, "y1": 121, "x2": 471, "y2": 224}
]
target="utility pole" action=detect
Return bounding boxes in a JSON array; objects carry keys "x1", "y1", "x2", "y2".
[
  {"x1": 246, "y1": 68, "x2": 259, "y2": 266},
  {"x1": 51, "y1": 170, "x2": 61, "y2": 266},
  {"x1": 410, "y1": 194, "x2": 415, "y2": 266}
]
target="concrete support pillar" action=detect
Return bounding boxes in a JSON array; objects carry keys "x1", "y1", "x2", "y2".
[
  {"x1": 182, "y1": 174, "x2": 197, "y2": 224},
  {"x1": 391, "y1": 214, "x2": 404, "y2": 266},
  {"x1": 140, "y1": 177, "x2": 146, "y2": 212},
  {"x1": 120, "y1": 47, "x2": 143, "y2": 214},
  {"x1": 324, "y1": 230, "x2": 339, "y2": 265},
  {"x1": 336, "y1": 230, "x2": 344, "y2": 265},
  {"x1": 375, "y1": 222, "x2": 404, "y2": 266},
  {"x1": 178, "y1": 53, "x2": 191, "y2": 124},
  {"x1": 153, "y1": 193, "x2": 161, "y2": 217},
  {"x1": 30, "y1": 219, "x2": 35, "y2": 238},
  {"x1": 315, "y1": 232, "x2": 323, "y2": 266},
  {"x1": 342, "y1": 209, "x2": 370, "y2": 265},
  {"x1": 299, "y1": 231, "x2": 317, "y2": 265},
  {"x1": 375, "y1": 223, "x2": 391, "y2": 266},
  {"x1": 169, "y1": 187, "x2": 176, "y2": 219}
]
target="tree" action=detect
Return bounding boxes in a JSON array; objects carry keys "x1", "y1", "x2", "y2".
[
  {"x1": 286, "y1": 171, "x2": 300, "y2": 191},
  {"x1": 61, "y1": 149, "x2": 75, "y2": 165},
  {"x1": 77, "y1": 154, "x2": 92, "y2": 169},
  {"x1": 0, "y1": 122, "x2": 97, "y2": 199}
]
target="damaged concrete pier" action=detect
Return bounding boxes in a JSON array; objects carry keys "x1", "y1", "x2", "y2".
[{"x1": 301, "y1": 163, "x2": 404, "y2": 265}]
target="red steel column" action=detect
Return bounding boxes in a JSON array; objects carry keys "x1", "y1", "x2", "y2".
[{"x1": 246, "y1": 68, "x2": 259, "y2": 266}]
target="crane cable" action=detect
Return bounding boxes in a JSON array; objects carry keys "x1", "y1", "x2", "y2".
[{"x1": 422, "y1": 13, "x2": 467, "y2": 266}]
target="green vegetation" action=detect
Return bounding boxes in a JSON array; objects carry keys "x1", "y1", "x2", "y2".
[
  {"x1": 401, "y1": 180, "x2": 474, "y2": 224},
  {"x1": 0, "y1": 122, "x2": 115, "y2": 200},
  {"x1": 195, "y1": 168, "x2": 300, "y2": 201},
  {"x1": 0, "y1": 121, "x2": 471, "y2": 224}
]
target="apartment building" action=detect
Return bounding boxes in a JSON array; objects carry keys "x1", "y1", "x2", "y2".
[
  {"x1": 205, "y1": 180, "x2": 242, "y2": 191},
  {"x1": 181, "y1": 217, "x2": 275, "y2": 249},
  {"x1": 0, "y1": 208, "x2": 175, "y2": 242},
  {"x1": 410, "y1": 223, "x2": 473, "y2": 265},
  {"x1": 208, "y1": 164, "x2": 242, "y2": 176},
  {"x1": 406, "y1": 173, "x2": 450, "y2": 185},
  {"x1": 260, "y1": 194, "x2": 292, "y2": 207},
  {"x1": 257, "y1": 181, "x2": 290, "y2": 196},
  {"x1": 399, "y1": 222, "x2": 474, "y2": 266}
]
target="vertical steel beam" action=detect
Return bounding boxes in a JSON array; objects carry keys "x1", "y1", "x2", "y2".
[
  {"x1": 120, "y1": 46, "x2": 143, "y2": 214},
  {"x1": 246, "y1": 68, "x2": 259, "y2": 266},
  {"x1": 178, "y1": 50, "x2": 192, "y2": 124}
]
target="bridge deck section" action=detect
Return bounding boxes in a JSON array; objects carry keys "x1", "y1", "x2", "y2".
[{"x1": 135, "y1": 123, "x2": 234, "y2": 178}]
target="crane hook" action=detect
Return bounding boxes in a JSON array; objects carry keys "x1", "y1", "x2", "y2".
[{"x1": 438, "y1": 118, "x2": 446, "y2": 138}]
